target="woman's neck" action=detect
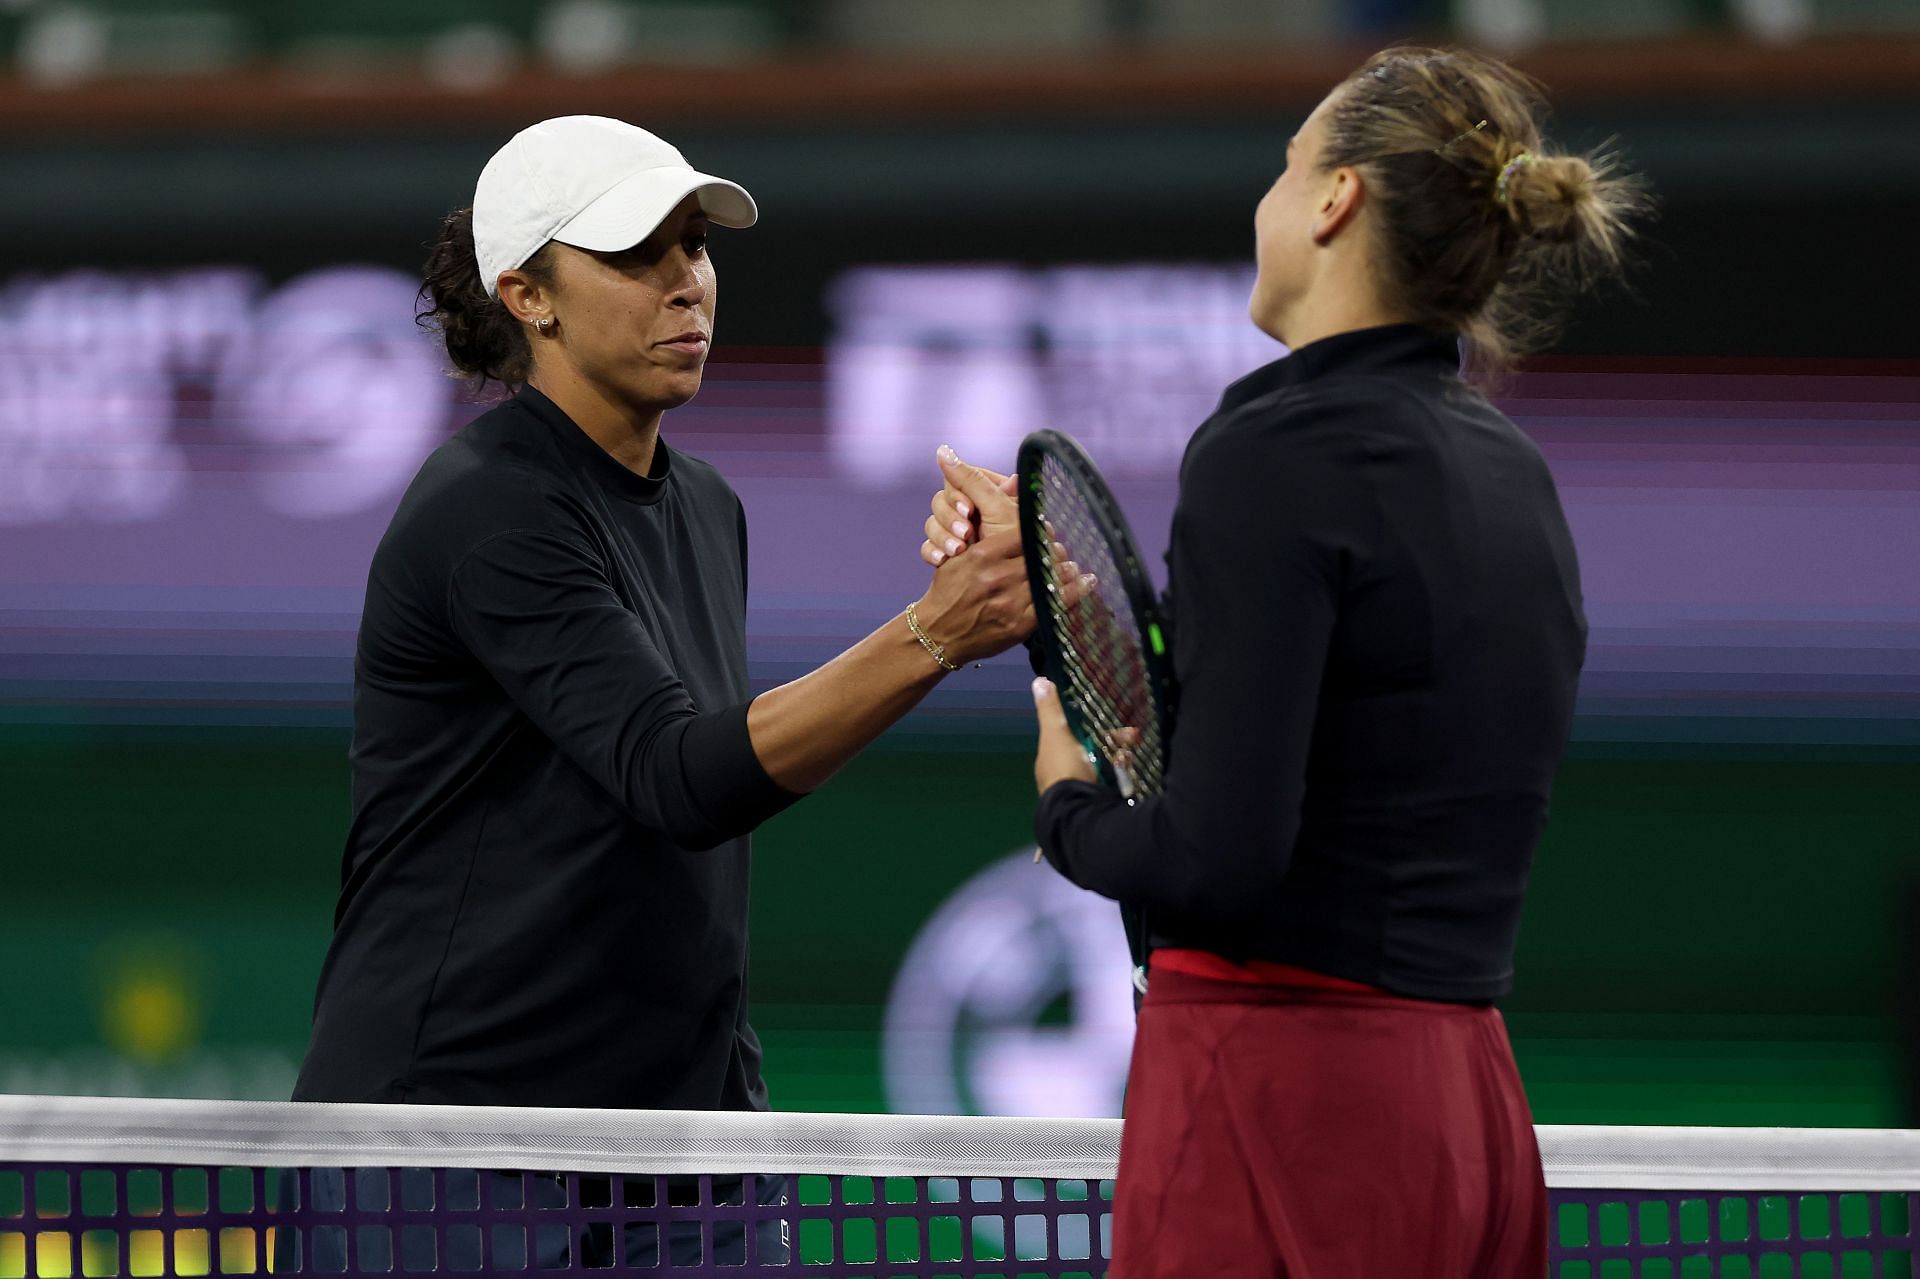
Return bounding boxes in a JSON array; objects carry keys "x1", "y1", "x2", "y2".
[
  {"x1": 1260, "y1": 231, "x2": 1413, "y2": 351},
  {"x1": 1268, "y1": 287, "x2": 1412, "y2": 354},
  {"x1": 528, "y1": 364, "x2": 664, "y2": 477}
]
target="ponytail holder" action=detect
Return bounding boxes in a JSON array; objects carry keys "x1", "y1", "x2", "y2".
[{"x1": 1495, "y1": 152, "x2": 1537, "y2": 206}]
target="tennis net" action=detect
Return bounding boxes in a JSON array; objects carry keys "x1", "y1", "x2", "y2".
[{"x1": 1, "y1": 1095, "x2": 1915, "y2": 1276}]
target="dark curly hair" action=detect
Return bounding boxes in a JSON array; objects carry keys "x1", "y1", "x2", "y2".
[{"x1": 416, "y1": 208, "x2": 557, "y2": 389}]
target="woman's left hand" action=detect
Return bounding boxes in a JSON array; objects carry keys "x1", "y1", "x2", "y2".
[{"x1": 1031, "y1": 677, "x2": 1097, "y2": 793}]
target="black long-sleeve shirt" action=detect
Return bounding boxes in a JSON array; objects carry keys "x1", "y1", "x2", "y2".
[
  {"x1": 294, "y1": 386, "x2": 799, "y2": 1110},
  {"x1": 1037, "y1": 324, "x2": 1587, "y2": 1002}
]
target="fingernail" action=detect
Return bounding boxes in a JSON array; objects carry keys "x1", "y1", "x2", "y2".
[
  {"x1": 931, "y1": 549, "x2": 946, "y2": 565},
  {"x1": 956, "y1": 500, "x2": 971, "y2": 519},
  {"x1": 950, "y1": 520, "x2": 970, "y2": 539},
  {"x1": 938, "y1": 444, "x2": 958, "y2": 464},
  {"x1": 1032, "y1": 677, "x2": 1052, "y2": 700},
  {"x1": 944, "y1": 537, "x2": 961, "y2": 556}
]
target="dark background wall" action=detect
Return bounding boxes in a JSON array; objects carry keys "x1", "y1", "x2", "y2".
[{"x1": 5, "y1": 91, "x2": 1918, "y2": 358}]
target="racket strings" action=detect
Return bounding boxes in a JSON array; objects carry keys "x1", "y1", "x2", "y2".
[
  {"x1": 1050, "y1": 596, "x2": 1166, "y2": 794},
  {"x1": 1049, "y1": 616, "x2": 1163, "y2": 783},
  {"x1": 1035, "y1": 457, "x2": 1167, "y2": 796},
  {"x1": 1054, "y1": 642, "x2": 1164, "y2": 792}
]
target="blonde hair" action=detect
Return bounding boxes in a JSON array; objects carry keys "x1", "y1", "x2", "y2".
[{"x1": 1321, "y1": 47, "x2": 1650, "y2": 367}]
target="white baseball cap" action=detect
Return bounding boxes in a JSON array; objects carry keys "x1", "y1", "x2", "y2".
[{"x1": 472, "y1": 115, "x2": 758, "y2": 298}]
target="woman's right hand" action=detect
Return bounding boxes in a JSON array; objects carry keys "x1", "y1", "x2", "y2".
[{"x1": 911, "y1": 446, "x2": 1033, "y2": 665}]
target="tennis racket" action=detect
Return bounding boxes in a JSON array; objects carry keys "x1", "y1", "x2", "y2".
[{"x1": 1017, "y1": 429, "x2": 1176, "y2": 996}]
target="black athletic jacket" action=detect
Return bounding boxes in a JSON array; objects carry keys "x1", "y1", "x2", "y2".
[
  {"x1": 1037, "y1": 324, "x2": 1587, "y2": 1002},
  {"x1": 295, "y1": 387, "x2": 798, "y2": 1109}
]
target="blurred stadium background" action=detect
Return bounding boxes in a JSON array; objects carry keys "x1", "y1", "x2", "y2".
[{"x1": 0, "y1": 0, "x2": 1916, "y2": 1133}]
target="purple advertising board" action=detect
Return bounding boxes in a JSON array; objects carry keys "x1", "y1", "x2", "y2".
[{"x1": 1, "y1": 262, "x2": 1915, "y2": 747}]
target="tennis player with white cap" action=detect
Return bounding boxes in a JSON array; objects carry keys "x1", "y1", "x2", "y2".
[{"x1": 288, "y1": 117, "x2": 1030, "y2": 1267}]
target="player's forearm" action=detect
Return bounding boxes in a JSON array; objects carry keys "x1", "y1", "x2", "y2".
[
  {"x1": 745, "y1": 611, "x2": 948, "y2": 793},
  {"x1": 1038, "y1": 778, "x2": 1301, "y2": 919},
  {"x1": 750, "y1": 505, "x2": 1032, "y2": 793}
]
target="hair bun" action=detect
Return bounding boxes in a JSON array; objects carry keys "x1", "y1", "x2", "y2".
[
  {"x1": 1319, "y1": 45, "x2": 1650, "y2": 366},
  {"x1": 1500, "y1": 152, "x2": 1599, "y2": 245}
]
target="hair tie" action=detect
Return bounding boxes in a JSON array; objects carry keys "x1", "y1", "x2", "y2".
[{"x1": 1495, "y1": 152, "x2": 1537, "y2": 206}]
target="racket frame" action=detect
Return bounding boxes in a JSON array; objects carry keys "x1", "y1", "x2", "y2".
[{"x1": 1016, "y1": 429, "x2": 1177, "y2": 992}]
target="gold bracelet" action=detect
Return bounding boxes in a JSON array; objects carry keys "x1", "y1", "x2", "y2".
[{"x1": 905, "y1": 601, "x2": 959, "y2": 672}]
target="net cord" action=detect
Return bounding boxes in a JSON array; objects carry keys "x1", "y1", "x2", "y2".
[{"x1": 1, "y1": 1096, "x2": 1916, "y2": 1191}]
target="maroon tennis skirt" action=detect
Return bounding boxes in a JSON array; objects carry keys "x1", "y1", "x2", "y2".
[{"x1": 1109, "y1": 956, "x2": 1547, "y2": 1279}]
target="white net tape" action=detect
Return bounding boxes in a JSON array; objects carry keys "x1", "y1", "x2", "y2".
[
  {"x1": 0, "y1": 1096, "x2": 1119, "y2": 1180},
  {"x1": 1, "y1": 1095, "x2": 1916, "y2": 1191}
]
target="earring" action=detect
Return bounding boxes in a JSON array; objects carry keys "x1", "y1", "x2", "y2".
[{"x1": 534, "y1": 316, "x2": 555, "y2": 335}]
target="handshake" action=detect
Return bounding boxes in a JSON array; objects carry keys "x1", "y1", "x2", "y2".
[
  {"x1": 905, "y1": 444, "x2": 1102, "y2": 796},
  {"x1": 897, "y1": 443, "x2": 1027, "y2": 668}
]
